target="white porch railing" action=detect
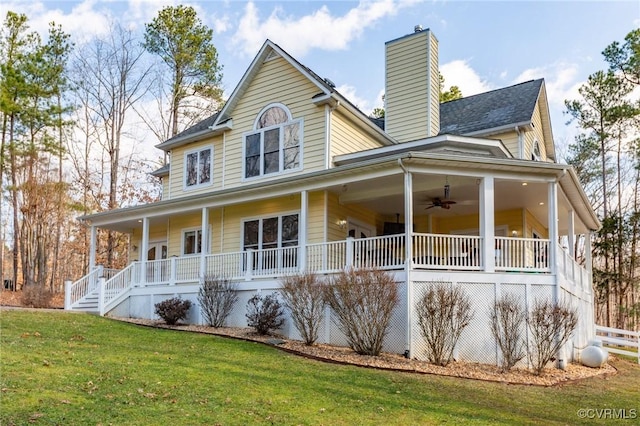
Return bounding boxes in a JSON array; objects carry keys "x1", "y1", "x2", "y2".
[
  {"x1": 413, "y1": 233, "x2": 483, "y2": 270},
  {"x1": 306, "y1": 240, "x2": 347, "y2": 273},
  {"x1": 595, "y1": 325, "x2": 640, "y2": 364},
  {"x1": 102, "y1": 263, "x2": 137, "y2": 312},
  {"x1": 557, "y1": 244, "x2": 590, "y2": 292},
  {"x1": 70, "y1": 233, "x2": 577, "y2": 314},
  {"x1": 495, "y1": 236, "x2": 550, "y2": 272}
]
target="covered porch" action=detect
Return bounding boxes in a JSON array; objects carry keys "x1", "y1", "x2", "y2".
[{"x1": 70, "y1": 153, "x2": 598, "y2": 312}]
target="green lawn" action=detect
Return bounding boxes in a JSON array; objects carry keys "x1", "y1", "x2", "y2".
[{"x1": 1, "y1": 310, "x2": 638, "y2": 425}]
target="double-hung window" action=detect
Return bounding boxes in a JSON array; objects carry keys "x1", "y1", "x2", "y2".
[
  {"x1": 244, "y1": 104, "x2": 302, "y2": 179},
  {"x1": 243, "y1": 213, "x2": 299, "y2": 270},
  {"x1": 184, "y1": 147, "x2": 213, "y2": 189},
  {"x1": 183, "y1": 229, "x2": 204, "y2": 255}
]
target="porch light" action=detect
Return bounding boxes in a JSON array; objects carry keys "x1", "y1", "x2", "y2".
[
  {"x1": 539, "y1": 202, "x2": 545, "y2": 205},
  {"x1": 338, "y1": 219, "x2": 347, "y2": 229},
  {"x1": 132, "y1": 245, "x2": 138, "y2": 252},
  {"x1": 511, "y1": 230, "x2": 518, "y2": 237},
  {"x1": 522, "y1": 182, "x2": 528, "y2": 186}
]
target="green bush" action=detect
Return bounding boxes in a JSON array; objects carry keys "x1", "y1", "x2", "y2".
[{"x1": 154, "y1": 297, "x2": 192, "y2": 325}]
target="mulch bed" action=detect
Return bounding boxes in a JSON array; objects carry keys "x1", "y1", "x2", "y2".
[{"x1": 116, "y1": 317, "x2": 616, "y2": 387}]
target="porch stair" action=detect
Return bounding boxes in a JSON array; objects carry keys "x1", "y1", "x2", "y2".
[
  {"x1": 69, "y1": 290, "x2": 100, "y2": 314},
  {"x1": 65, "y1": 265, "x2": 133, "y2": 315}
]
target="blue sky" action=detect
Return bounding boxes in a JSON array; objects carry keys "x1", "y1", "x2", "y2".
[{"x1": 2, "y1": 0, "x2": 639, "y2": 153}]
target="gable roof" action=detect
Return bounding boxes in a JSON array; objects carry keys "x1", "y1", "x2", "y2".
[
  {"x1": 439, "y1": 79, "x2": 544, "y2": 136},
  {"x1": 155, "y1": 40, "x2": 393, "y2": 152}
]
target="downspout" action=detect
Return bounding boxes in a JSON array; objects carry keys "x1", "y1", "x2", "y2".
[{"x1": 398, "y1": 157, "x2": 413, "y2": 358}]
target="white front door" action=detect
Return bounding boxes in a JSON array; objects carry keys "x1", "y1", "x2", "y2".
[
  {"x1": 146, "y1": 241, "x2": 168, "y2": 282},
  {"x1": 348, "y1": 221, "x2": 374, "y2": 239}
]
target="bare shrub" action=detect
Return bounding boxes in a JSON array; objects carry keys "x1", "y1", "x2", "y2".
[
  {"x1": 324, "y1": 268, "x2": 398, "y2": 356},
  {"x1": 197, "y1": 276, "x2": 238, "y2": 327},
  {"x1": 21, "y1": 286, "x2": 54, "y2": 308},
  {"x1": 527, "y1": 298, "x2": 578, "y2": 375},
  {"x1": 246, "y1": 293, "x2": 285, "y2": 335},
  {"x1": 154, "y1": 297, "x2": 192, "y2": 325},
  {"x1": 279, "y1": 272, "x2": 325, "y2": 345},
  {"x1": 415, "y1": 283, "x2": 473, "y2": 366},
  {"x1": 490, "y1": 293, "x2": 527, "y2": 372}
]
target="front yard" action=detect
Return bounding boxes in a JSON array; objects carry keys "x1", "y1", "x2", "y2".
[{"x1": 1, "y1": 309, "x2": 638, "y2": 425}]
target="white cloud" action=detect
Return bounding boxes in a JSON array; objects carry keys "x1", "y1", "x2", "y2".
[
  {"x1": 231, "y1": 0, "x2": 408, "y2": 57},
  {"x1": 335, "y1": 84, "x2": 372, "y2": 113},
  {"x1": 513, "y1": 62, "x2": 581, "y2": 107},
  {"x1": 0, "y1": 0, "x2": 113, "y2": 42},
  {"x1": 439, "y1": 59, "x2": 492, "y2": 97}
]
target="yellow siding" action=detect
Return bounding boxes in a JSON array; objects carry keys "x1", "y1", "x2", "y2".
[
  {"x1": 130, "y1": 224, "x2": 168, "y2": 260},
  {"x1": 161, "y1": 178, "x2": 169, "y2": 200},
  {"x1": 167, "y1": 136, "x2": 223, "y2": 199},
  {"x1": 525, "y1": 209, "x2": 548, "y2": 238},
  {"x1": 490, "y1": 130, "x2": 519, "y2": 158},
  {"x1": 222, "y1": 56, "x2": 327, "y2": 188},
  {"x1": 524, "y1": 102, "x2": 548, "y2": 161},
  {"x1": 326, "y1": 192, "x2": 382, "y2": 241},
  {"x1": 221, "y1": 195, "x2": 303, "y2": 252},
  {"x1": 432, "y1": 209, "x2": 525, "y2": 235},
  {"x1": 307, "y1": 192, "x2": 325, "y2": 244},
  {"x1": 168, "y1": 214, "x2": 202, "y2": 256},
  {"x1": 330, "y1": 110, "x2": 385, "y2": 159},
  {"x1": 385, "y1": 30, "x2": 439, "y2": 142}
]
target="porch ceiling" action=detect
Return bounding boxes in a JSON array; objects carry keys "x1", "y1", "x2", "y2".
[{"x1": 332, "y1": 173, "x2": 589, "y2": 235}]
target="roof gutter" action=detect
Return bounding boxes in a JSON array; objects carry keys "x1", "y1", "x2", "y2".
[
  {"x1": 155, "y1": 119, "x2": 233, "y2": 152},
  {"x1": 464, "y1": 120, "x2": 533, "y2": 138}
]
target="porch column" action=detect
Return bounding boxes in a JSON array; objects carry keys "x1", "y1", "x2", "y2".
[
  {"x1": 567, "y1": 210, "x2": 575, "y2": 260},
  {"x1": 404, "y1": 169, "x2": 414, "y2": 357},
  {"x1": 200, "y1": 207, "x2": 209, "y2": 279},
  {"x1": 480, "y1": 176, "x2": 495, "y2": 272},
  {"x1": 548, "y1": 182, "x2": 559, "y2": 299},
  {"x1": 140, "y1": 217, "x2": 150, "y2": 285},
  {"x1": 88, "y1": 224, "x2": 97, "y2": 271},
  {"x1": 299, "y1": 190, "x2": 308, "y2": 272}
]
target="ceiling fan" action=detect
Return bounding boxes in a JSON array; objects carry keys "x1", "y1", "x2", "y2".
[
  {"x1": 425, "y1": 197, "x2": 457, "y2": 210},
  {"x1": 424, "y1": 180, "x2": 456, "y2": 210}
]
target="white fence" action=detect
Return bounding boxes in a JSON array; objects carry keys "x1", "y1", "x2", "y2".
[{"x1": 595, "y1": 325, "x2": 640, "y2": 364}]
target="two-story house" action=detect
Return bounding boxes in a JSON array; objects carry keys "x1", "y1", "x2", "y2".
[{"x1": 66, "y1": 27, "x2": 599, "y2": 365}]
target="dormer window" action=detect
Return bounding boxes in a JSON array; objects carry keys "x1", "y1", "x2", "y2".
[
  {"x1": 531, "y1": 140, "x2": 542, "y2": 161},
  {"x1": 243, "y1": 104, "x2": 302, "y2": 179}
]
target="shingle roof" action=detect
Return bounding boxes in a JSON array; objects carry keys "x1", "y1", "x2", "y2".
[
  {"x1": 161, "y1": 112, "x2": 220, "y2": 146},
  {"x1": 438, "y1": 79, "x2": 543, "y2": 135}
]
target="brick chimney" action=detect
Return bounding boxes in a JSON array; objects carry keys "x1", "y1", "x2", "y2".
[{"x1": 385, "y1": 26, "x2": 440, "y2": 142}]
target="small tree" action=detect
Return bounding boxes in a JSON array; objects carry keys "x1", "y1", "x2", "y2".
[
  {"x1": 154, "y1": 297, "x2": 192, "y2": 325},
  {"x1": 490, "y1": 293, "x2": 527, "y2": 372},
  {"x1": 197, "y1": 275, "x2": 238, "y2": 327},
  {"x1": 246, "y1": 293, "x2": 285, "y2": 335},
  {"x1": 324, "y1": 268, "x2": 398, "y2": 356},
  {"x1": 415, "y1": 283, "x2": 473, "y2": 366},
  {"x1": 527, "y1": 299, "x2": 578, "y2": 375},
  {"x1": 280, "y1": 272, "x2": 325, "y2": 345}
]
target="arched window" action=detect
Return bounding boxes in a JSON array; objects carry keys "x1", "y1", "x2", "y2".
[
  {"x1": 244, "y1": 104, "x2": 302, "y2": 178},
  {"x1": 531, "y1": 140, "x2": 542, "y2": 161}
]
